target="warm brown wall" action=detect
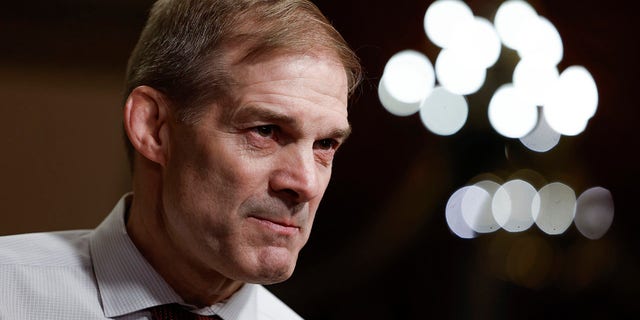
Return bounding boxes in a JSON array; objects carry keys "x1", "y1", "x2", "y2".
[
  {"x1": 0, "y1": 1, "x2": 151, "y2": 234},
  {"x1": 0, "y1": 65, "x2": 130, "y2": 234}
]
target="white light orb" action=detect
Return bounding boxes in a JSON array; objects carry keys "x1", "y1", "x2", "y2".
[
  {"x1": 424, "y1": 0, "x2": 475, "y2": 48},
  {"x1": 488, "y1": 84, "x2": 539, "y2": 138},
  {"x1": 492, "y1": 179, "x2": 537, "y2": 232},
  {"x1": 475, "y1": 180, "x2": 502, "y2": 196},
  {"x1": 446, "y1": 186, "x2": 478, "y2": 239},
  {"x1": 461, "y1": 185, "x2": 500, "y2": 233},
  {"x1": 532, "y1": 182, "x2": 577, "y2": 235},
  {"x1": 544, "y1": 66, "x2": 598, "y2": 135},
  {"x1": 513, "y1": 58, "x2": 560, "y2": 107},
  {"x1": 378, "y1": 77, "x2": 421, "y2": 116},
  {"x1": 575, "y1": 187, "x2": 614, "y2": 240},
  {"x1": 419, "y1": 86, "x2": 468, "y2": 136},
  {"x1": 382, "y1": 50, "x2": 435, "y2": 104},
  {"x1": 517, "y1": 16, "x2": 564, "y2": 65},
  {"x1": 449, "y1": 17, "x2": 502, "y2": 68},
  {"x1": 519, "y1": 110, "x2": 561, "y2": 152},
  {"x1": 558, "y1": 66, "x2": 599, "y2": 119},
  {"x1": 494, "y1": 0, "x2": 539, "y2": 51},
  {"x1": 435, "y1": 49, "x2": 487, "y2": 95}
]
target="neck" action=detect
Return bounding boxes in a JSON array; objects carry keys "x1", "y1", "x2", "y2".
[{"x1": 126, "y1": 157, "x2": 243, "y2": 307}]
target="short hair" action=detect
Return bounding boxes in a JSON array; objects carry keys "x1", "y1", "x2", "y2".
[{"x1": 124, "y1": 0, "x2": 362, "y2": 166}]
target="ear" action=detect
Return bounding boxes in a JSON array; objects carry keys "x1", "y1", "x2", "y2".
[{"x1": 123, "y1": 86, "x2": 170, "y2": 167}]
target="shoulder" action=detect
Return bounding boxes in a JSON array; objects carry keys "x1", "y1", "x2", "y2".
[
  {"x1": 256, "y1": 285, "x2": 304, "y2": 320},
  {"x1": 0, "y1": 230, "x2": 92, "y2": 267},
  {"x1": 0, "y1": 230, "x2": 103, "y2": 318}
]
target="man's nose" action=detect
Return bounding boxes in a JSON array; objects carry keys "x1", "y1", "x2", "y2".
[{"x1": 269, "y1": 144, "x2": 322, "y2": 204}]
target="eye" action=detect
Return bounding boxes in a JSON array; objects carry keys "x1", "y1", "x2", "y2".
[
  {"x1": 315, "y1": 138, "x2": 338, "y2": 150},
  {"x1": 254, "y1": 125, "x2": 277, "y2": 138}
]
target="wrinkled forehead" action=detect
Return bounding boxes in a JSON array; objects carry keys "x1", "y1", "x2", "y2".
[
  {"x1": 210, "y1": 49, "x2": 350, "y2": 130},
  {"x1": 226, "y1": 46, "x2": 349, "y2": 102}
]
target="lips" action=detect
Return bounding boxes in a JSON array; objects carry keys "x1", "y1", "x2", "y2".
[{"x1": 248, "y1": 215, "x2": 300, "y2": 236}]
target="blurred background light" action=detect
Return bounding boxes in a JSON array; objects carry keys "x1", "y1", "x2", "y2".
[
  {"x1": 446, "y1": 174, "x2": 613, "y2": 239},
  {"x1": 545, "y1": 66, "x2": 599, "y2": 135},
  {"x1": 488, "y1": 84, "x2": 538, "y2": 138},
  {"x1": 378, "y1": 78, "x2": 421, "y2": 116},
  {"x1": 513, "y1": 58, "x2": 559, "y2": 107},
  {"x1": 449, "y1": 16, "x2": 502, "y2": 68},
  {"x1": 382, "y1": 0, "x2": 610, "y2": 242},
  {"x1": 507, "y1": 169, "x2": 548, "y2": 189},
  {"x1": 435, "y1": 48, "x2": 487, "y2": 95},
  {"x1": 419, "y1": 86, "x2": 468, "y2": 136},
  {"x1": 461, "y1": 184, "x2": 500, "y2": 233},
  {"x1": 446, "y1": 186, "x2": 478, "y2": 239},
  {"x1": 381, "y1": 0, "x2": 599, "y2": 144},
  {"x1": 564, "y1": 66, "x2": 599, "y2": 119},
  {"x1": 532, "y1": 182, "x2": 577, "y2": 235},
  {"x1": 492, "y1": 179, "x2": 537, "y2": 232},
  {"x1": 382, "y1": 50, "x2": 435, "y2": 104},
  {"x1": 378, "y1": 50, "x2": 435, "y2": 116},
  {"x1": 517, "y1": 16, "x2": 564, "y2": 65},
  {"x1": 519, "y1": 110, "x2": 562, "y2": 152},
  {"x1": 475, "y1": 179, "x2": 502, "y2": 197},
  {"x1": 424, "y1": 0, "x2": 474, "y2": 48},
  {"x1": 494, "y1": 0, "x2": 539, "y2": 51},
  {"x1": 575, "y1": 187, "x2": 615, "y2": 240}
]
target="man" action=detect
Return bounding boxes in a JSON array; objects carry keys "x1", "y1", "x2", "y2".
[{"x1": 0, "y1": 0, "x2": 361, "y2": 319}]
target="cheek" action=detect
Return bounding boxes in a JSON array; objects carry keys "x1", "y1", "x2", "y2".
[{"x1": 164, "y1": 147, "x2": 272, "y2": 238}]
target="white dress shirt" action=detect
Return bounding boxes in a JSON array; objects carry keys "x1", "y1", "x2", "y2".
[{"x1": 0, "y1": 194, "x2": 303, "y2": 320}]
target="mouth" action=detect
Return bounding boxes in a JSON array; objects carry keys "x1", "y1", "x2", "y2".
[{"x1": 248, "y1": 216, "x2": 300, "y2": 236}]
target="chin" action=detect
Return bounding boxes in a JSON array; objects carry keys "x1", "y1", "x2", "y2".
[
  {"x1": 249, "y1": 248, "x2": 298, "y2": 284},
  {"x1": 264, "y1": 265, "x2": 296, "y2": 284}
]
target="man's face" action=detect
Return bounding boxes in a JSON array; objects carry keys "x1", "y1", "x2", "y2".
[{"x1": 161, "y1": 52, "x2": 349, "y2": 284}]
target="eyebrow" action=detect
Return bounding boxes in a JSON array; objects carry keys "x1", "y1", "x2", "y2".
[
  {"x1": 231, "y1": 105, "x2": 352, "y2": 141},
  {"x1": 328, "y1": 125, "x2": 352, "y2": 142},
  {"x1": 234, "y1": 105, "x2": 297, "y2": 126}
]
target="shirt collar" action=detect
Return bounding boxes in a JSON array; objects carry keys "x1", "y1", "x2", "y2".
[
  {"x1": 89, "y1": 193, "x2": 184, "y2": 317},
  {"x1": 88, "y1": 193, "x2": 260, "y2": 320},
  {"x1": 191, "y1": 283, "x2": 258, "y2": 320}
]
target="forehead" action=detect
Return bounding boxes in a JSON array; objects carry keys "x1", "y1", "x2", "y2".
[
  {"x1": 235, "y1": 51, "x2": 347, "y2": 98},
  {"x1": 221, "y1": 51, "x2": 350, "y2": 122}
]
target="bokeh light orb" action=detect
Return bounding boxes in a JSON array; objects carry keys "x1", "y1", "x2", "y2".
[
  {"x1": 494, "y1": 0, "x2": 539, "y2": 51},
  {"x1": 519, "y1": 111, "x2": 561, "y2": 152},
  {"x1": 532, "y1": 182, "x2": 576, "y2": 235},
  {"x1": 462, "y1": 184, "x2": 500, "y2": 233},
  {"x1": 575, "y1": 187, "x2": 614, "y2": 240},
  {"x1": 492, "y1": 179, "x2": 537, "y2": 232},
  {"x1": 378, "y1": 78, "x2": 421, "y2": 116},
  {"x1": 424, "y1": 0, "x2": 474, "y2": 48},
  {"x1": 513, "y1": 58, "x2": 560, "y2": 107},
  {"x1": 379, "y1": 50, "x2": 435, "y2": 116},
  {"x1": 382, "y1": 50, "x2": 435, "y2": 104},
  {"x1": 446, "y1": 186, "x2": 478, "y2": 239},
  {"x1": 419, "y1": 86, "x2": 468, "y2": 136},
  {"x1": 517, "y1": 16, "x2": 564, "y2": 65},
  {"x1": 488, "y1": 84, "x2": 538, "y2": 138},
  {"x1": 556, "y1": 66, "x2": 599, "y2": 119},
  {"x1": 435, "y1": 49, "x2": 487, "y2": 95},
  {"x1": 545, "y1": 66, "x2": 598, "y2": 135},
  {"x1": 449, "y1": 17, "x2": 502, "y2": 68}
]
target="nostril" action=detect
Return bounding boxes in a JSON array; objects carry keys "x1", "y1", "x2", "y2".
[
  {"x1": 268, "y1": 188, "x2": 305, "y2": 210},
  {"x1": 281, "y1": 188, "x2": 300, "y2": 200}
]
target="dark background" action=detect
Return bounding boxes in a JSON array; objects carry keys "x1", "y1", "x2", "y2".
[{"x1": 1, "y1": 1, "x2": 638, "y2": 319}]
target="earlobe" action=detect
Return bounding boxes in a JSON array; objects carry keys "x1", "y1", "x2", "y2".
[{"x1": 123, "y1": 86, "x2": 170, "y2": 166}]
